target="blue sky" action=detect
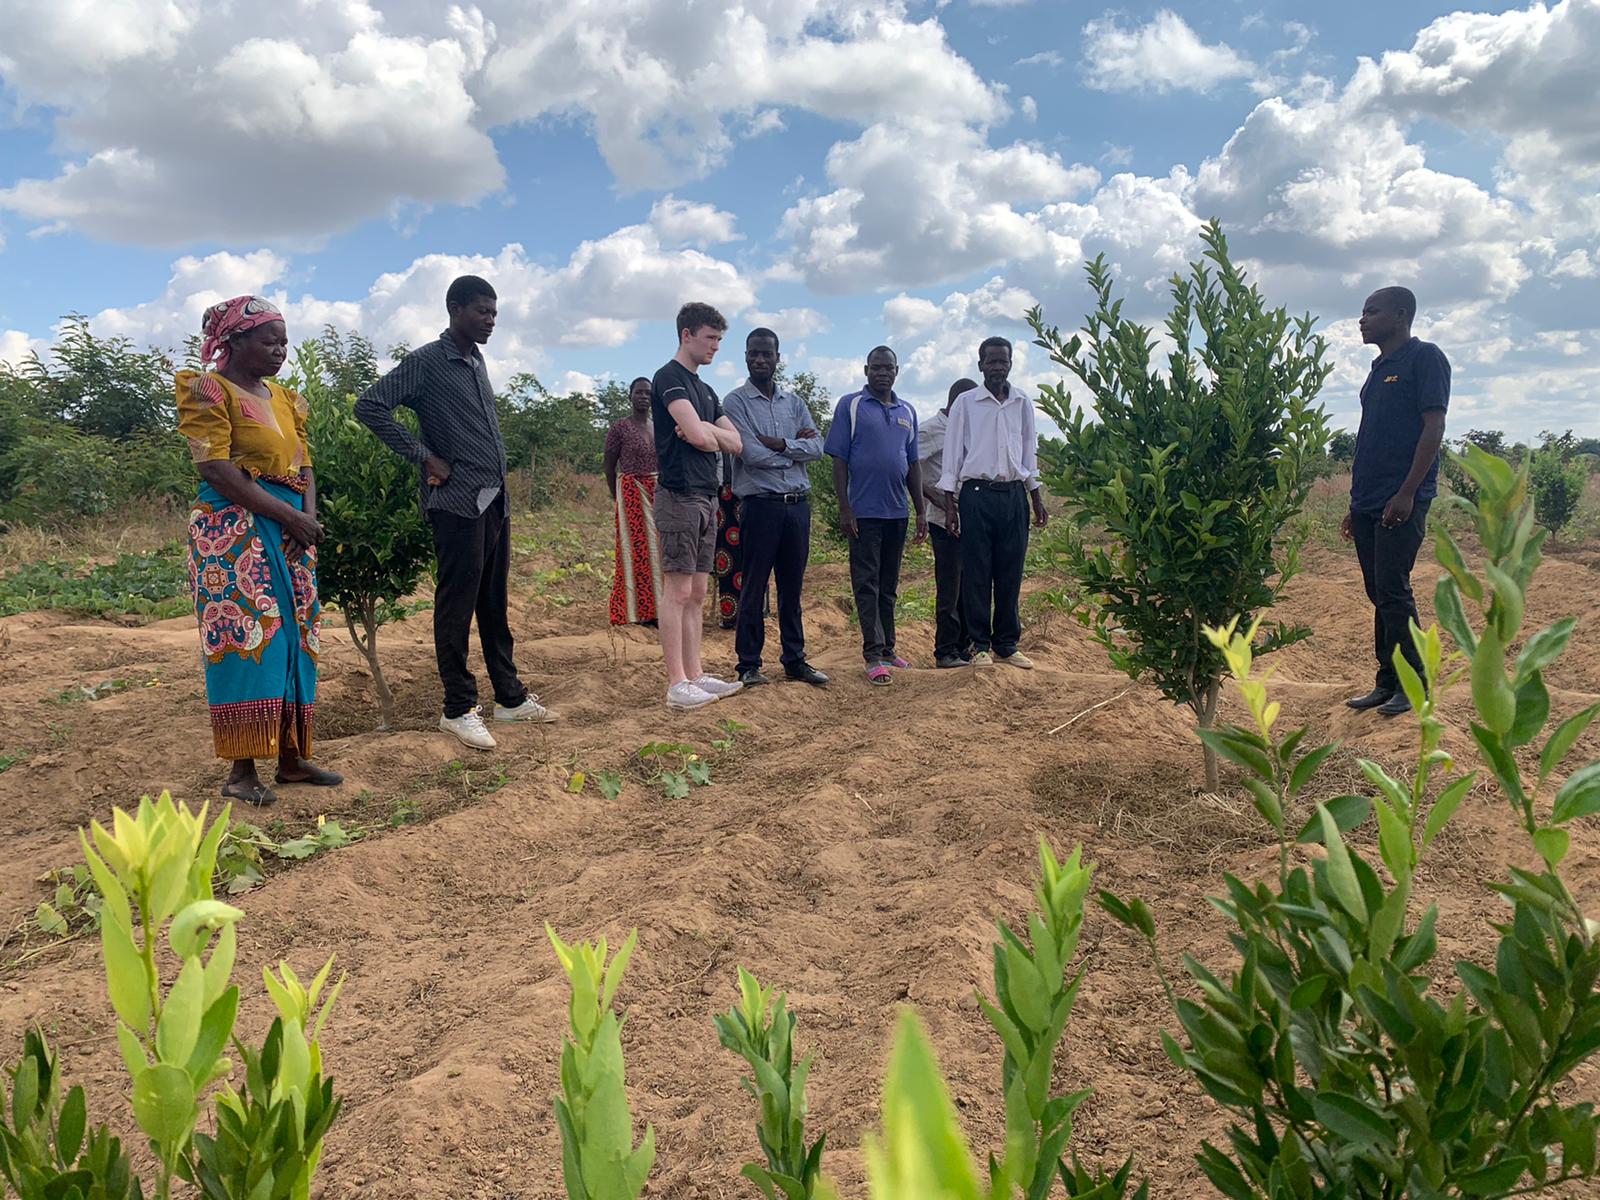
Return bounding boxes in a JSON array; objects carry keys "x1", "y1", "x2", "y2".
[{"x1": 2, "y1": 0, "x2": 1597, "y2": 437}]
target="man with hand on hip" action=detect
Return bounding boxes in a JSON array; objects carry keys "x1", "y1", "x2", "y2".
[{"x1": 356, "y1": 274, "x2": 556, "y2": 751}]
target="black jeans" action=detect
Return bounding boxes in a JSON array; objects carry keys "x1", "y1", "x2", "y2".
[
  {"x1": 736, "y1": 495, "x2": 811, "y2": 673},
  {"x1": 959, "y1": 482, "x2": 1029, "y2": 657},
  {"x1": 929, "y1": 522, "x2": 969, "y2": 660},
  {"x1": 428, "y1": 492, "x2": 528, "y2": 719},
  {"x1": 849, "y1": 517, "x2": 908, "y2": 663},
  {"x1": 1350, "y1": 501, "x2": 1430, "y2": 692}
]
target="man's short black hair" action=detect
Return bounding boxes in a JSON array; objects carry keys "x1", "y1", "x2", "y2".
[
  {"x1": 630, "y1": 376, "x2": 651, "y2": 390},
  {"x1": 866, "y1": 345, "x2": 897, "y2": 363},
  {"x1": 1372, "y1": 286, "x2": 1417, "y2": 321},
  {"x1": 446, "y1": 275, "x2": 496, "y2": 311},
  {"x1": 747, "y1": 327, "x2": 780, "y2": 352},
  {"x1": 978, "y1": 336, "x2": 1012, "y2": 361},
  {"x1": 948, "y1": 377, "x2": 978, "y2": 404},
  {"x1": 676, "y1": 302, "x2": 728, "y2": 338}
]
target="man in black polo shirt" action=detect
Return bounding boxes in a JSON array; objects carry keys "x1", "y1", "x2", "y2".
[
  {"x1": 356, "y1": 275, "x2": 557, "y2": 750},
  {"x1": 652, "y1": 302, "x2": 747, "y2": 711},
  {"x1": 1342, "y1": 286, "x2": 1450, "y2": 718}
]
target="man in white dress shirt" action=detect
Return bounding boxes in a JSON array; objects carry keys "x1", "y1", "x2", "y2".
[{"x1": 937, "y1": 337, "x2": 1049, "y2": 668}]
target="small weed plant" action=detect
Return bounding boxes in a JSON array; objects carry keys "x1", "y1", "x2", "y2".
[{"x1": 0, "y1": 548, "x2": 188, "y2": 621}]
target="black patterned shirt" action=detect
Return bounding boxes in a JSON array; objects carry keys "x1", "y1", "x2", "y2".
[{"x1": 355, "y1": 331, "x2": 509, "y2": 518}]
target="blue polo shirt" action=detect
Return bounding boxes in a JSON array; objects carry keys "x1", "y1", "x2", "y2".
[
  {"x1": 1350, "y1": 338, "x2": 1451, "y2": 514},
  {"x1": 824, "y1": 390, "x2": 918, "y2": 520}
]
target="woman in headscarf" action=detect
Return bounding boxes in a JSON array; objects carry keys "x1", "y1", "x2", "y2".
[
  {"x1": 177, "y1": 296, "x2": 340, "y2": 806},
  {"x1": 604, "y1": 376, "x2": 662, "y2": 626}
]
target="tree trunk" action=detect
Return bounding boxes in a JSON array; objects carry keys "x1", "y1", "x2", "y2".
[
  {"x1": 345, "y1": 604, "x2": 396, "y2": 730},
  {"x1": 1197, "y1": 679, "x2": 1222, "y2": 793}
]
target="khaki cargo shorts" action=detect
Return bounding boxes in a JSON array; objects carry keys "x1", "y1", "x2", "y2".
[{"x1": 655, "y1": 487, "x2": 717, "y2": 575}]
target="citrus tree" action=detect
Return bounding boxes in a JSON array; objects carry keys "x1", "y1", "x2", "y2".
[
  {"x1": 296, "y1": 342, "x2": 433, "y2": 729},
  {"x1": 1029, "y1": 220, "x2": 1331, "y2": 789}
]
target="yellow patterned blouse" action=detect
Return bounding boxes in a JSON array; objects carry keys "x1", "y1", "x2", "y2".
[{"x1": 176, "y1": 370, "x2": 312, "y2": 479}]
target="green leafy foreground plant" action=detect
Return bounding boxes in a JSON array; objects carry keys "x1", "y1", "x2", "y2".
[
  {"x1": 1100, "y1": 446, "x2": 1600, "y2": 1199},
  {"x1": 715, "y1": 968, "x2": 826, "y2": 1199},
  {"x1": 546, "y1": 924, "x2": 655, "y2": 1200},
  {"x1": 0, "y1": 794, "x2": 346, "y2": 1200}
]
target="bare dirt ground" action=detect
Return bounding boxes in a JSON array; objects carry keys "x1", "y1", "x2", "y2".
[{"x1": 2, "y1": 485, "x2": 1599, "y2": 1199}]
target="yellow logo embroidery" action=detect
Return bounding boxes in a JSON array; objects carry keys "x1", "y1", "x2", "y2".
[{"x1": 1384, "y1": 375, "x2": 1400, "y2": 383}]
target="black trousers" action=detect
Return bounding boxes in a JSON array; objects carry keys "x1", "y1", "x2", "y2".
[
  {"x1": 428, "y1": 492, "x2": 527, "y2": 719},
  {"x1": 959, "y1": 482, "x2": 1029, "y2": 657},
  {"x1": 849, "y1": 517, "x2": 908, "y2": 663},
  {"x1": 929, "y1": 522, "x2": 969, "y2": 660},
  {"x1": 1350, "y1": 501, "x2": 1429, "y2": 692},
  {"x1": 736, "y1": 495, "x2": 811, "y2": 673}
]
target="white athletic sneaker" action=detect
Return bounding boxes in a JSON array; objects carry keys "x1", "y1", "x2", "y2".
[
  {"x1": 692, "y1": 675, "x2": 744, "y2": 698},
  {"x1": 440, "y1": 707, "x2": 497, "y2": 750},
  {"x1": 494, "y1": 695, "x2": 559, "y2": 723},
  {"x1": 666, "y1": 681, "x2": 718, "y2": 710}
]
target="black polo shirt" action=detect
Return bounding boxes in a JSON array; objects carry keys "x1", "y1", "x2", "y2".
[{"x1": 1350, "y1": 338, "x2": 1450, "y2": 514}]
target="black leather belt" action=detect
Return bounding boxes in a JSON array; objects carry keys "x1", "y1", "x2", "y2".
[
  {"x1": 962, "y1": 479, "x2": 1024, "y2": 491},
  {"x1": 748, "y1": 491, "x2": 810, "y2": 504}
]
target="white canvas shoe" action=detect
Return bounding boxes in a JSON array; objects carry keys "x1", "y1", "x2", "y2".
[
  {"x1": 692, "y1": 675, "x2": 744, "y2": 698},
  {"x1": 495, "y1": 695, "x2": 559, "y2": 722},
  {"x1": 667, "y1": 681, "x2": 718, "y2": 710},
  {"x1": 440, "y1": 707, "x2": 497, "y2": 750}
]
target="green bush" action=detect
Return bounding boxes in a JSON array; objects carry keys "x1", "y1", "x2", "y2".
[
  {"x1": 1530, "y1": 431, "x2": 1589, "y2": 539},
  {"x1": 298, "y1": 343, "x2": 434, "y2": 730},
  {"x1": 1, "y1": 425, "x2": 122, "y2": 522},
  {"x1": 1029, "y1": 220, "x2": 1331, "y2": 790}
]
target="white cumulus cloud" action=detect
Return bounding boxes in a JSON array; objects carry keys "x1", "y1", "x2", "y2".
[{"x1": 1081, "y1": 10, "x2": 1257, "y2": 95}]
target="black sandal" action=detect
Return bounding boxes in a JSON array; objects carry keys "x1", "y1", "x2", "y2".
[
  {"x1": 221, "y1": 780, "x2": 277, "y2": 807},
  {"x1": 275, "y1": 764, "x2": 344, "y2": 787}
]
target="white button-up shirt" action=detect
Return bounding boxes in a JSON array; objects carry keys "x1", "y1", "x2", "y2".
[{"x1": 935, "y1": 383, "x2": 1041, "y2": 494}]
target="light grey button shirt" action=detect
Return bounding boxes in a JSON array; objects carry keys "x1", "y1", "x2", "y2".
[{"x1": 723, "y1": 380, "x2": 824, "y2": 497}]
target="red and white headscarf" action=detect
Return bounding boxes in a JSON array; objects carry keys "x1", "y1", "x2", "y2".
[{"x1": 200, "y1": 295, "x2": 283, "y2": 369}]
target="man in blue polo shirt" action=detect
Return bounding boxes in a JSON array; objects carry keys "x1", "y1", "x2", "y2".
[
  {"x1": 825, "y1": 346, "x2": 928, "y2": 685},
  {"x1": 1342, "y1": 286, "x2": 1450, "y2": 718}
]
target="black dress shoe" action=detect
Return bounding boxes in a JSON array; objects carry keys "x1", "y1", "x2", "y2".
[
  {"x1": 1377, "y1": 692, "x2": 1413, "y2": 718},
  {"x1": 785, "y1": 663, "x2": 829, "y2": 687},
  {"x1": 1345, "y1": 687, "x2": 1395, "y2": 711},
  {"x1": 738, "y1": 668, "x2": 770, "y2": 686}
]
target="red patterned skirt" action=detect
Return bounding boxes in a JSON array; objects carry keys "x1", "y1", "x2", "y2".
[{"x1": 609, "y1": 473, "x2": 662, "y2": 625}]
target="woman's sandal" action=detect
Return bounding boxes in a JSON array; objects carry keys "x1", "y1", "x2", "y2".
[
  {"x1": 221, "y1": 780, "x2": 277, "y2": 807},
  {"x1": 866, "y1": 664, "x2": 892, "y2": 686},
  {"x1": 275, "y1": 763, "x2": 345, "y2": 787}
]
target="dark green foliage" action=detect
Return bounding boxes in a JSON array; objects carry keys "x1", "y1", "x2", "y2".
[
  {"x1": 0, "y1": 546, "x2": 188, "y2": 619},
  {"x1": 1327, "y1": 429, "x2": 1356, "y2": 463},
  {"x1": 20, "y1": 316, "x2": 175, "y2": 441},
  {"x1": 0, "y1": 1031, "x2": 143, "y2": 1200},
  {"x1": 1440, "y1": 430, "x2": 1510, "y2": 504},
  {"x1": 187, "y1": 1021, "x2": 342, "y2": 1200},
  {"x1": 1029, "y1": 219, "x2": 1331, "y2": 788},
  {"x1": 497, "y1": 373, "x2": 633, "y2": 506},
  {"x1": 1530, "y1": 431, "x2": 1589, "y2": 538},
  {"x1": 298, "y1": 342, "x2": 433, "y2": 728},
  {"x1": 1100, "y1": 447, "x2": 1600, "y2": 1199}
]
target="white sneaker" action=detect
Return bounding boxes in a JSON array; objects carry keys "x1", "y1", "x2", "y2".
[
  {"x1": 495, "y1": 695, "x2": 559, "y2": 723},
  {"x1": 440, "y1": 707, "x2": 497, "y2": 750},
  {"x1": 692, "y1": 675, "x2": 744, "y2": 698},
  {"x1": 667, "y1": 681, "x2": 718, "y2": 710}
]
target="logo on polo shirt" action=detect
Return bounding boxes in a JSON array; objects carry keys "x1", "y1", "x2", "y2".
[
  {"x1": 1384, "y1": 375, "x2": 1399, "y2": 383},
  {"x1": 896, "y1": 417, "x2": 911, "y2": 430}
]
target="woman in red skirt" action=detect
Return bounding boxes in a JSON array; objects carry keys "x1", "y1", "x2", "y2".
[{"x1": 604, "y1": 378, "x2": 663, "y2": 626}]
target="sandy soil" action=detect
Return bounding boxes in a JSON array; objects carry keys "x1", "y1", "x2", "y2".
[{"x1": 2, "y1": 494, "x2": 1598, "y2": 1199}]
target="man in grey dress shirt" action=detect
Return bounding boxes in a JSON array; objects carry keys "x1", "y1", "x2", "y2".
[
  {"x1": 356, "y1": 275, "x2": 556, "y2": 750},
  {"x1": 722, "y1": 328, "x2": 829, "y2": 687}
]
